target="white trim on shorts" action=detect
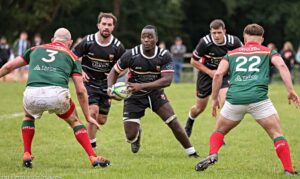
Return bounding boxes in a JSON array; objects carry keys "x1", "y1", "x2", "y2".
[{"x1": 220, "y1": 99, "x2": 277, "y2": 121}]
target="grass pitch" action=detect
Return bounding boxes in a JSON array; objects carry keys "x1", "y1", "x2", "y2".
[{"x1": 0, "y1": 82, "x2": 299, "y2": 179}]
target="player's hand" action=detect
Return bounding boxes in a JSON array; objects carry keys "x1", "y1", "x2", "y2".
[
  {"x1": 208, "y1": 70, "x2": 216, "y2": 78},
  {"x1": 127, "y1": 82, "x2": 143, "y2": 92},
  {"x1": 87, "y1": 116, "x2": 100, "y2": 129},
  {"x1": 107, "y1": 87, "x2": 122, "y2": 101},
  {"x1": 82, "y1": 71, "x2": 90, "y2": 82},
  {"x1": 211, "y1": 99, "x2": 220, "y2": 117},
  {"x1": 288, "y1": 90, "x2": 300, "y2": 108}
]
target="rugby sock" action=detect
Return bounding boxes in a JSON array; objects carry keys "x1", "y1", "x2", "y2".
[
  {"x1": 73, "y1": 125, "x2": 96, "y2": 157},
  {"x1": 209, "y1": 131, "x2": 224, "y2": 155},
  {"x1": 90, "y1": 138, "x2": 97, "y2": 150},
  {"x1": 185, "y1": 147, "x2": 196, "y2": 155},
  {"x1": 21, "y1": 120, "x2": 35, "y2": 155},
  {"x1": 274, "y1": 136, "x2": 294, "y2": 172}
]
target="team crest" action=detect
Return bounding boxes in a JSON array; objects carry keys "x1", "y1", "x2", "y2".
[
  {"x1": 156, "y1": 66, "x2": 161, "y2": 71},
  {"x1": 161, "y1": 94, "x2": 166, "y2": 100},
  {"x1": 109, "y1": 54, "x2": 114, "y2": 61}
]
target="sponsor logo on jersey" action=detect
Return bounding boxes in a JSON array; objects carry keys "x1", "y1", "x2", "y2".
[
  {"x1": 156, "y1": 66, "x2": 161, "y2": 71},
  {"x1": 33, "y1": 65, "x2": 56, "y2": 72},
  {"x1": 109, "y1": 54, "x2": 114, "y2": 61}
]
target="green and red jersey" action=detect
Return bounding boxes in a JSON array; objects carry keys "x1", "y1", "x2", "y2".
[
  {"x1": 224, "y1": 42, "x2": 280, "y2": 104},
  {"x1": 21, "y1": 41, "x2": 81, "y2": 88}
]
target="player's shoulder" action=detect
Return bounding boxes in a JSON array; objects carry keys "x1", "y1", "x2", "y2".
[
  {"x1": 158, "y1": 47, "x2": 171, "y2": 58},
  {"x1": 112, "y1": 36, "x2": 124, "y2": 48},
  {"x1": 76, "y1": 33, "x2": 96, "y2": 47},
  {"x1": 199, "y1": 34, "x2": 213, "y2": 46},
  {"x1": 226, "y1": 34, "x2": 242, "y2": 47}
]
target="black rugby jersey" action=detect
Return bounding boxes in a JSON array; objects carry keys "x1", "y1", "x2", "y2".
[
  {"x1": 115, "y1": 45, "x2": 174, "y2": 95},
  {"x1": 73, "y1": 33, "x2": 125, "y2": 90},
  {"x1": 193, "y1": 34, "x2": 242, "y2": 69}
]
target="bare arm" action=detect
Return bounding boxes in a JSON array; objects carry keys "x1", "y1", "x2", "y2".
[
  {"x1": 107, "y1": 67, "x2": 120, "y2": 89},
  {"x1": 271, "y1": 55, "x2": 300, "y2": 107},
  {"x1": 72, "y1": 75, "x2": 100, "y2": 128},
  {"x1": 0, "y1": 56, "x2": 27, "y2": 78},
  {"x1": 211, "y1": 59, "x2": 229, "y2": 117},
  {"x1": 127, "y1": 72, "x2": 173, "y2": 92},
  {"x1": 190, "y1": 57, "x2": 215, "y2": 78}
]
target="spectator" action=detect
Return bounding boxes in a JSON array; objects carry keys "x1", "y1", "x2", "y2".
[
  {"x1": 32, "y1": 33, "x2": 44, "y2": 46},
  {"x1": 0, "y1": 36, "x2": 11, "y2": 81},
  {"x1": 170, "y1": 37, "x2": 186, "y2": 83},
  {"x1": 13, "y1": 31, "x2": 30, "y2": 81},
  {"x1": 281, "y1": 41, "x2": 295, "y2": 83},
  {"x1": 159, "y1": 41, "x2": 166, "y2": 49}
]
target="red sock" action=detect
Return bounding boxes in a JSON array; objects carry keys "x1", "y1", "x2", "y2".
[
  {"x1": 21, "y1": 120, "x2": 35, "y2": 154},
  {"x1": 209, "y1": 131, "x2": 224, "y2": 155},
  {"x1": 73, "y1": 125, "x2": 96, "y2": 157},
  {"x1": 274, "y1": 137, "x2": 294, "y2": 172}
]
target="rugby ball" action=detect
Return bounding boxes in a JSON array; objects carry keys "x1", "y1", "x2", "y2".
[{"x1": 111, "y1": 82, "x2": 132, "y2": 100}]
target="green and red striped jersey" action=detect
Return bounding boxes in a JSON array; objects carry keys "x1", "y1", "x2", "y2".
[
  {"x1": 22, "y1": 41, "x2": 81, "y2": 88},
  {"x1": 223, "y1": 42, "x2": 280, "y2": 104}
]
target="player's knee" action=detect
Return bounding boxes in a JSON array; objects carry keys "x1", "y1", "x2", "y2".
[
  {"x1": 97, "y1": 116, "x2": 107, "y2": 125},
  {"x1": 165, "y1": 115, "x2": 177, "y2": 125},
  {"x1": 126, "y1": 130, "x2": 139, "y2": 143}
]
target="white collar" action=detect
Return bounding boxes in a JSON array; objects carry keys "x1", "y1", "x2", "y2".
[
  {"x1": 211, "y1": 35, "x2": 227, "y2": 46},
  {"x1": 95, "y1": 32, "x2": 114, "y2": 47},
  {"x1": 140, "y1": 45, "x2": 158, "y2": 59}
]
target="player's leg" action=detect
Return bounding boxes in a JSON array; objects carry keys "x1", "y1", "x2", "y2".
[
  {"x1": 22, "y1": 87, "x2": 44, "y2": 168},
  {"x1": 86, "y1": 104, "x2": 99, "y2": 150},
  {"x1": 57, "y1": 99, "x2": 110, "y2": 167},
  {"x1": 123, "y1": 97, "x2": 146, "y2": 153},
  {"x1": 124, "y1": 120, "x2": 141, "y2": 153},
  {"x1": 21, "y1": 110, "x2": 36, "y2": 168},
  {"x1": 185, "y1": 97, "x2": 209, "y2": 137},
  {"x1": 96, "y1": 96, "x2": 111, "y2": 125},
  {"x1": 195, "y1": 101, "x2": 244, "y2": 172},
  {"x1": 251, "y1": 99, "x2": 296, "y2": 175},
  {"x1": 155, "y1": 101, "x2": 198, "y2": 157},
  {"x1": 185, "y1": 74, "x2": 211, "y2": 137}
]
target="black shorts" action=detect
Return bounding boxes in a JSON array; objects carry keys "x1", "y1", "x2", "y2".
[
  {"x1": 196, "y1": 72, "x2": 229, "y2": 98},
  {"x1": 85, "y1": 85, "x2": 111, "y2": 115},
  {"x1": 123, "y1": 89, "x2": 169, "y2": 119}
]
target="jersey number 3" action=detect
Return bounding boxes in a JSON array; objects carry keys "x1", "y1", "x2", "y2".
[
  {"x1": 235, "y1": 56, "x2": 261, "y2": 72},
  {"x1": 42, "y1": 49, "x2": 58, "y2": 63}
]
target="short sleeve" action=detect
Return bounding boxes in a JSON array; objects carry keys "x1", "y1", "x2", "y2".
[
  {"x1": 161, "y1": 52, "x2": 174, "y2": 73},
  {"x1": 270, "y1": 49, "x2": 280, "y2": 59},
  {"x1": 71, "y1": 60, "x2": 82, "y2": 76},
  {"x1": 222, "y1": 54, "x2": 229, "y2": 62},
  {"x1": 192, "y1": 38, "x2": 206, "y2": 60},
  {"x1": 114, "y1": 50, "x2": 131, "y2": 73},
  {"x1": 22, "y1": 48, "x2": 32, "y2": 64}
]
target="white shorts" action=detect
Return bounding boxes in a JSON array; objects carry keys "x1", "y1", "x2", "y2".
[
  {"x1": 220, "y1": 99, "x2": 277, "y2": 121},
  {"x1": 23, "y1": 86, "x2": 71, "y2": 119}
]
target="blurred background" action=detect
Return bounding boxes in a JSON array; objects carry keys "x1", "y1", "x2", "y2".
[{"x1": 1, "y1": 0, "x2": 300, "y2": 82}]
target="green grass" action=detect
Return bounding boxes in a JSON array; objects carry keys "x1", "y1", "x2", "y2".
[{"x1": 0, "y1": 82, "x2": 299, "y2": 179}]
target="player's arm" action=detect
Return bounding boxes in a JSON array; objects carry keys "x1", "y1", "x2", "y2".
[
  {"x1": 0, "y1": 56, "x2": 27, "y2": 78},
  {"x1": 190, "y1": 57, "x2": 215, "y2": 78},
  {"x1": 271, "y1": 55, "x2": 300, "y2": 108},
  {"x1": 72, "y1": 74, "x2": 100, "y2": 128},
  {"x1": 191, "y1": 38, "x2": 215, "y2": 78},
  {"x1": 211, "y1": 58, "x2": 229, "y2": 117},
  {"x1": 128, "y1": 72, "x2": 173, "y2": 92}
]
